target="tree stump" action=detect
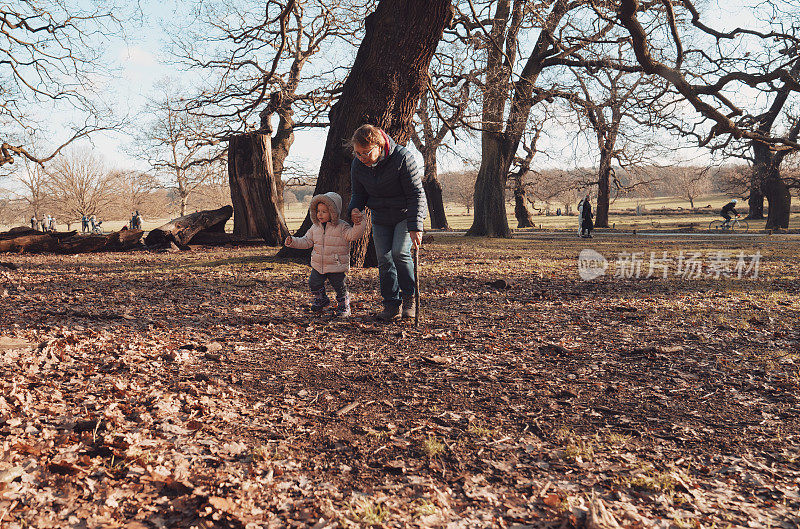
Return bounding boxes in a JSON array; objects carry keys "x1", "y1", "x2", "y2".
[{"x1": 228, "y1": 131, "x2": 289, "y2": 245}]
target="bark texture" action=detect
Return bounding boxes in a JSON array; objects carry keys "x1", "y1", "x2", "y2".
[{"x1": 228, "y1": 132, "x2": 290, "y2": 244}]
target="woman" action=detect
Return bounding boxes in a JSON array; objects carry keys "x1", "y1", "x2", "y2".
[
  {"x1": 348, "y1": 124, "x2": 427, "y2": 321},
  {"x1": 580, "y1": 194, "x2": 594, "y2": 238}
]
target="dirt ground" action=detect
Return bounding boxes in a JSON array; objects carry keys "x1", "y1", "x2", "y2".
[{"x1": 1, "y1": 232, "x2": 799, "y2": 528}]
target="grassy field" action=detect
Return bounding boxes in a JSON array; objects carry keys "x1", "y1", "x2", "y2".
[
  {"x1": 5, "y1": 193, "x2": 799, "y2": 233},
  {"x1": 284, "y1": 193, "x2": 800, "y2": 232}
]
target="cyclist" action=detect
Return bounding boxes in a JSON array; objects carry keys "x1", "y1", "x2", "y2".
[{"x1": 721, "y1": 199, "x2": 739, "y2": 228}]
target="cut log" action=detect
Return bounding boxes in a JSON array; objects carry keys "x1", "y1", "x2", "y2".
[{"x1": 144, "y1": 206, "x2": 233, "y2": 249}]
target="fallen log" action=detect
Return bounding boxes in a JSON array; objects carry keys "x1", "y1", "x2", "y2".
[
  {"x1": 58, "y1": 229, "x2": 144, "y2": 254},
  {"x1": 108, "y1": 228, "x2": 146, "y2": 250},
  {"x1": 144, "y1": 206, "x2": 233, "y2": 249},
  {"x1": 0, "y1": 233, "x2": 59, "y2": 253},
  {"x1": 1, "y1": 228, "x2": 78, "y2": 242},
  {"x1": 0, "y1": 228, "x2": 143, "y2": 254},
  {"x1": 0, "y1": 227, "x2": 37, "y2": 240}
]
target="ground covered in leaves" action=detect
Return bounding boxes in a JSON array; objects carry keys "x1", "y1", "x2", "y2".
[{"x1": 1, "y1": 232, "x2": 799, "y2": 528}]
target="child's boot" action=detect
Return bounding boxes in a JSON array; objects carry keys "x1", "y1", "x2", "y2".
[
  {"x1": 310, "y1": 288, "x2": 330, "y2": 312},
  {"x1": 335, "y1": 292, "x2": 351, "y2": 318}
]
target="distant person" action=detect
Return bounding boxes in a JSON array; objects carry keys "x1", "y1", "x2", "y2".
[
  {"x1": 90, "y1": 215, "x2": 97, "y2": 231},
  {"x1": 82, "y1": 215, "x2": 89, "y2": 233},
  {"x1": 132, "y1": 210, "x2": 142, "y2": 230},
  {"x1": 284, "y1": 192, "x2": 365, "y2": 318},
  {"x1": 579, "y1": 195, "x2": 594, "y2": 238},
  {"x1": 49, "y1": 216, "x2": 55, "y2": 232},
  {"x1": 30, "y1": 215, "x2": 37, "y2": 230},
  {"x1": 721, "y1": 199, "x2": 739, "y2": 228}
]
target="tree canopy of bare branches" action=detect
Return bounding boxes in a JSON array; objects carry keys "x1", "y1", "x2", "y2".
[
  {"x1": 168, "y1": 0, "x2": 373, "y2": 215},
  {"x1": 139, "y1": 88, "x2": 227, "y2": 216},
  {"x1": 0, "y1": 1, "x2": 123, "y2": 167},
  {"x1": 615, "y1": 0, "x2": 800, "y2": 228},
  {"x1": 44, "y1": 149, "x2": 117, "y2": 221}
]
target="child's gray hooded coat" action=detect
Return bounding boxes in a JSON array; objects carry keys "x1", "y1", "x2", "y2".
[{"x1": 285, "y1": 192, "x2": 365, "y2": 274}]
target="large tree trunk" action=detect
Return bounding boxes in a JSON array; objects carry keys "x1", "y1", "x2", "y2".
[
  {"x1": 228, "y1": 132, "x2": 290, "y2": 245},
  {"x1": 144, "y1": 205, "x2": 233, "y2": 248},
  {"x1": 261, "y1": 99, "x2": 295, "y2": 218},
  {"x1": 60, "y1": 230, "x2": 144, "y2": 254},
  {"x1": 468, "y1": 135, "x2": 512, "y2": 237},
  {"x1": 422, "y1": 150, "x2": 450, "y2": 230},
  {"x1": 764, "y1": 170, "x2": 791, "y2": 230},
  {"x1": 513, "y1": 188, "x2": 534, "y2": 228},
  {"x1": 512, "y1": 169, "x2": 534, "y2": 228},
  {"x1": 595, "y1": 151, "x2": 612, "y2": 228},
  {"x1": 0, "y1": 233, "x2": 59, "y2": 253},
  {"x1": 277, "y1": 0, "x2": 453, "y2": 265},
  {"x1": 753, "y1": 140, "x2": 790, "y2": 229},
  {"x1": 748, "y1": 173, "x2": 765, "y2": 219},
  {"x1": 0, "y1": 228, "x2": 142, "y2": 254}
]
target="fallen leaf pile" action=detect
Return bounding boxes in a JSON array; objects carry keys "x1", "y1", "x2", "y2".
[{"x1": 0, "y1": 233, "x2": 798, "y2": 528}]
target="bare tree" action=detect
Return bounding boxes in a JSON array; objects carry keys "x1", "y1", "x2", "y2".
[
  {"x1": 140, "y1": 89, "x2": 226, "y2": 217},
  {"x1": 45, "y1": 149, "x2": 118, "y2": 221},
  {"x1": 616, "y1": 0, "x2": 800, "y2": 228},
  {"x1": 171, "y1": 0, "x2": 372, "y2": 212},
  {"x1": 111, "y1": 169, "x2": 160, "y2": 216},
  {"x1": 16, "y1": 159, "x2": 50, "y2": 218},
  {"x1": 460, "y1": 0, "x2": 638, "y2": 237},
  {"x1": 671, "y1": 167, "x2": 712, "y2": 209},
  {"x1": 410, "y1": 79, "x2": 472, "y2": 230},
  {"x1": 440, "y1": 169, "x2": 476, "y2": 214},
  {"x1": 508, "y1": 129, "x2": 540, "y2": 228},
  {"x1": 0, "y1": 2, "x2": 123, "y2": 167},
  {"x1": 565, "y1": 60, "x2": 665, "y2": 227}
]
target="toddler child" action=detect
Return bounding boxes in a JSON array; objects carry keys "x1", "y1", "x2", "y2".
[{"x1": 285, "y1": 192, "x2": 365, "y2": 317}]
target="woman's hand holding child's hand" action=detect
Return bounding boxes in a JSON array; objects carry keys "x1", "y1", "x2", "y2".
[
  {"x1": 351, "y1": 209, "x2": 363, "y2": 224},
  {"x1": 285, "y1": 235, "x2": 293, "y2": 246}
]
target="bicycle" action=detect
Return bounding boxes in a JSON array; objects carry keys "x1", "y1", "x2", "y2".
[{"x1": 709, "y1": 216, "x2": 748, "y2": 233}]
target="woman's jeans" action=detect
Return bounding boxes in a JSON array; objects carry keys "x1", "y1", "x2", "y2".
[{"x1": 372, "y1": 220, "x2": 415, "y2": 307}]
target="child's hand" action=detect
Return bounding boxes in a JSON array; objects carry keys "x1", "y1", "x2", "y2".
[
  {"x1": 285, "y1": 235, "x2": 293, "y2": 246},
  {"x1": 351, "y1": 209, "x2": 363, "y2": 224}
]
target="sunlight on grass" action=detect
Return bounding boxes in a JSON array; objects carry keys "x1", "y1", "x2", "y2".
[
  {"x1": 347, "y1": 498, "x2": 387, "y2": 525},
  {"x1": 420, "y1": 436, "x2": 445, "y2": 458}
]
